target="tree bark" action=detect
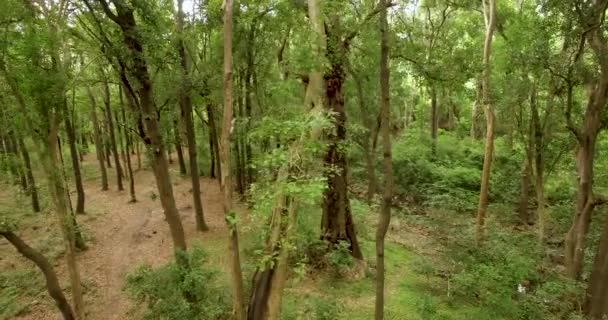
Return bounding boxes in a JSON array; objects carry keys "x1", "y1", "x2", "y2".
[
  {"x1": 120, "y1": 86, "x2": 136, "y2": 203},
  {"x1": 530, "y1": 84, "x2": 547, "y2": 247},
  {"x1": 221, "y1": 0, "x2": 245, "y2": 317},
  {"x1": 475, "y1": 0, "x2": 497, "y2": 245},
  {"x1": 65, "y1": 113, "x2": 85, "y2": 214},
  {"x1": 176, "y1": 0, "x2": 208, "y2": 231},
  {"x1": 1, "y1": 231, "x2": 75, "y2": 320},
  {"x1": 320, "y1": 26, "x2": 362, "y2": 260},
  {"x1": 375, "y1": 0, "x2": 392, "y2": 317},
  {"x1": 351, "y1": 70, "x2": 376, "y2": 204},
  {"x1": 207, "y1": 103, "x2": 222, "y2": 181},
  {"x1": 430, "y1": 84, "x2": 438, "y2": 155},
  {"x1": 584, "y1": 215, "x2": 608, "y2": 319},
  {"x1": 173, "y1": 119, "x2": 187, "y2": 175},
  {"x1": 18, "y1": 137, "x2": 40, "y2": 212},
  {"x1": 99, "y1": 0, "x2": 188, "y2": 257},
  {"x1": 101, "y1": 71, "x2": 123, "y2": 191},
  {"x1": 564, "y1": 2, "x2": 608, "y2": 279},
  {"x1": 87, "y1": 87, "x2": 109, "y2": 191}
]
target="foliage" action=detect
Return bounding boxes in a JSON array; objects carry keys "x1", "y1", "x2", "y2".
[{"x1": 125, "y1": 244, "x2": 230, "y2": 320}]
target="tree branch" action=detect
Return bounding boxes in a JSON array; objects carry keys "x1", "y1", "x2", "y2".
[{"x1": 344, "y1": 1, "x2": 395, "y2": 44}]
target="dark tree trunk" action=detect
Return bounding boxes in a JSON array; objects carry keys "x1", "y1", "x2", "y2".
[
  {"x1": 102, "y1": 74, "x2": 124, "y2": 191},
  {"x1": 206, "y1": 103, "x2": 222, "y2": 181},
  {"x1": 1, "y1": 231, "x2": 75, "y2": 320},
  {"x1": 321, "y1": 60, "x2": 362, "y2": 259},
  {"x1": 351, "y1": 70, "x2": 376, "y2": 204},
  {"x1": 64, "y1": 115, "x2": 85, "y2": 214},
  {"x1": 584, "y1": 216, "x2": 608, "y2": 319},
  {"x1": 175, "y1": 0, "x2": 208, "y2": 231},
  {"x1": 120, "y1": 86, "x2": 137, "y2": 203},
  {"x1": 105, "y1": 2, "x2": 188, "y2": 257},
  {"x1": 209, "y1": 128, "x2": 216, "y2": 178},
  {"x1": 173, "y1": 120, "x2": 187, "y2": 175},
  {"x1": 430, "y1": 84, "x2": 438, "y2": 155},
  {"x1": 87, "y1": 87, "x2": 108, "y2": 191},
  {"x1": 18, "y1": 137, "x2": 40, "y2": 212}
]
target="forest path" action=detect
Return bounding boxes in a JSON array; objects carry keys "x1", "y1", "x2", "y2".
[{"x1": 17, "y1": 155, "x2": 234, "y2": 320}]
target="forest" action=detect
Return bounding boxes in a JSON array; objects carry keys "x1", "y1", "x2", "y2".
[{"x1": 1, "y1": 0, "x2": 608, "y2": 319}]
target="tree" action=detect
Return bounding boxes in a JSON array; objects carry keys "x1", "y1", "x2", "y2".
[
  {"x1": 219, "y1": 0, "x2": 246, "y2": 317},
  {"x1": 84, "y1": 0, "x2": 188, "y2": 258},
  {"x1": 475, "y1": 0, "x2": 497, "y2": 244},
  {"x1": 87, "y1": 85, "x2": 109, "y2": 191},
  {"x1": 563, "y1": 0, "x2": 608, "y2": 280},
  {"x1": 101, "y1": 67, "x2": 124, "y2": 191},
  {"x1": 375, "y1": 0, "x2": 393, "y2": 317},
  {"x1": 175, "y1": 0, "x2": 208, "y2": 232},
  {"x1": 1, "y1": 229, "x2": 75, "y2": 320}
]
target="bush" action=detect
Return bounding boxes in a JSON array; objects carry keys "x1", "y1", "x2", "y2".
[{"x1": 125, "y1": 244, "x2": 230, "y2": 320}]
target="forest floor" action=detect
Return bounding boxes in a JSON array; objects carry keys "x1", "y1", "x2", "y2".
[{"x1": 0, "y1": 154, "x2": 485, "y2": 320}]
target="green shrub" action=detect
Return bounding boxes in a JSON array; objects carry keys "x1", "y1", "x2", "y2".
[{"x1": 125, "y1": 244, "x2": 230, "y2": 320}]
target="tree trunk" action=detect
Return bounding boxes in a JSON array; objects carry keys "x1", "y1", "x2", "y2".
[
  {"x1": 564, "y1": 9, "x2": 608, "y2": 279},
  {"x1": 470, "y1": 79, "x2": 484, "y2": 139},
  {"x1": 530, "y1": 84, "x2": 546, "y2": 247},
  {"x1": 430, "y1": 84, "x2": 438, "y2": 155},
  {"x1": 102, "y1": 73, "x2": 123, "y2": 191},
  {"x1": 176, "y1": 0, "x2": 208, "y2": 231},
  {"x1": 584, "y1": 216, "x2": 608, "y2": 319},
  {"x1": 87, "y1": 87, "x2": 109, "y2": 191},
  {"x1": 475, "y1": 0, "x2": 497, "y2": 245},
  {"x1": 518, "y1": 152, "x2": 532, "y2": 225},
  {"x1": 1, "y1": 231, "x2": 75, "y2": 320},
  {"x1": 120, "y1": 87, "x2": 136, "y2": 203},
  {"x1": 351, "y1": 70, "x2": 376, "y2": 204},
  {"x1": 321, "y1": 57, "x2": 362, "y2": 260},
  {"x1": 173, "y1": 119, "x2": 187, "y2": 175},
  {"x1": 375, "y1": 0, "x2": 392, "y2": 317},
  {"x1": 18, "y1": 137, "x2": 40, "y2": 212},
  {"x1": 221, "y1": 0, "x2": 246, "y2": 317},
  {"x1": 64, "y1": 114, "x2": 85, "y2": 214},
  {"x1": 46, "y1": 117, "x2": 85, "y2": 319},
  {"x1": 104, "y1": 1, "x2": 188, "y2": 257},
  {"x1": 207, "y1": 103, "x2": 222, "y2": 181}
]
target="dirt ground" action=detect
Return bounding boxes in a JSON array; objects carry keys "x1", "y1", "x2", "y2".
[{"x1": 2, "y1": 155, "x2": 239, "y2": 320}]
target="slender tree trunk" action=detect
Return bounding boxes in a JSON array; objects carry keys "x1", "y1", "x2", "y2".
[
  {"x1": 57, "y1": 138, "x2": 87, "y2": 251},
  {"x1": 475, "y1": 0, "x2": 497, "y2": 245},
  {"x1": 209, "y1": 128, "x2": 217, "y2": 178},
  {"x1": 564, "y1": 11, "x2": 608, "y2": 278},
  {"x1": 176, "y1": 0, "x2": 208, "y2": 231},
  {"x1": 104, "y1": 1, "x2": 188, "y2": 258},
  {"x1": 518, "y1": 151, "x2": 532, "y2": 225},
  {"x1": 1, "y1": 231, "x2": 75, "y2": 320},
  {"x1": 87, "y1": 87, "x2": 109, "y2": 191},
  {"x1": 584, "y1": 216, "x2": 608, "y2": 319},
  {"x1": 351, "y1": 70, "x2": 376, "y2": 204},
  {"x1": 221, "y1": 0, "x2": 245, "y2": 317},
  {"x1": 18, "y1": 137, "x2": 40, "y2": 212},
  {"x1": 47, "y1": 117, "x2": 85, "y2": 319},
  {"x1": 173, "y1": 119, "x2": 187, "y2": 175},
  {"x1": 115, "y1": 111, "x2": 128, "y2": 181},
  {"x1": 375, "y1": 0, "x2": 392, "y2": 317},
  {"x1": 470, "y1": 79, "x2": 484, "y2": 139},
  {"x1": 9, "y1": 134, "x2": 28, "y2": 190},
  {"x1": 530, "y1": 84, "x2": 547, "y2": 247},
  {"x1": 120, "y1": 87, "x2": 136, "y2": 203},
  {"x1": 64, "y1": 114, "x2": 85, "y2": 214},
  {"x1": 101, "y1": 73, "x2": 123, "y2": 190},
  {"x1": 430, "y1": 84, "x2": 438, "y2": 155},
  {"x1": 207, "y1": 103, "x2": 222, "y2": 181}
]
